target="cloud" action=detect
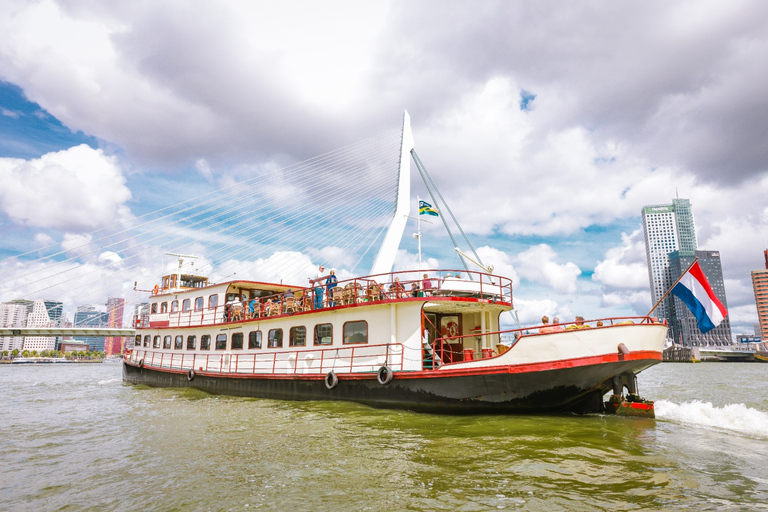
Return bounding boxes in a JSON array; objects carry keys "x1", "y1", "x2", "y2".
[
  {"x1": 593, "y1": 229, "x2": 649, "y2": 291},
  {"x1": 515, "y1": 244, "x2": 581, "y2": 293},
  {"x1": 0, "y1": 145, "x2": 131, "y2": 230}
]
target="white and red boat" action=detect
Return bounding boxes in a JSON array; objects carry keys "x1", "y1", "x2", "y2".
[
  {"x1": 123, "y1": 112, "x2": 667, "y2": 415},
  {"x1": 123, "y1": 263, "x2": 666, "y2": 414}
]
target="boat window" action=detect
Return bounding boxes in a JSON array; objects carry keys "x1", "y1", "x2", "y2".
[
  {"x1": 143, "y1": 335, "x2": 151, "y2": 347},
  {"x1": 134, "y1": 335, "x2": 141, "y2": 347},
  {"x1": 153, "y1": 336, "x2": 160, "y2": 348},
  {"x1": 151, "y1": 303, "x2": 158, "y2": 314},
  {"x1": 215, "y1": 334, "x2": 227, "y2": 350},
  {"x1": 268, "y1": 329, "x2": 283, "y2": 348},
  {"x1": 201, "y1": 335, "x2": 211, "y2": 350},
  {"x1": 194, "y1": 297, "x2": 204, "y2": 310},
  {"x1": 174, "y1": 335, "x2": 183, "y2": 350},
  {"x1": 161, "y1": 302, "x2": 168, "y2": 313},
  {"x1": 163, "y1": 336, "x2": 171, "y2": 349},
  {"x1": 187, "y1": 335, "x2": 196, "y2": 350},
  {"x1": 289, "y1": 326, "x2": 306, "y2": 347},
  {"x1": 248, "y1": 331, "x2": 262, "y2": 349},
  {"x1": 171, "y1": 300, "x2": 179, "y2": 313},
  {"x1": 232, "y1": 332, "x2": 244, "y2": 350},
  {"x1": 182, "y1": 299, "x2": 191, "y2": 312},
  {"x1": 343, "y1": 321, "x2": 368, "y2": 344},
  {"x1": 314, "y1": 324, "x2": 333, "y2": 345},
  {"x1": 208, "y1": 294, "x2": 218, "y2": 309}
]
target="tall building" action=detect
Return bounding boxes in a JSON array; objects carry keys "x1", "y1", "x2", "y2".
[
  {"x1": 105, "y1": 297, "x2": 126, "y2": 356},
  {"x1": 0, "y1": 302, "x2": 28, "y2": 352},
  {"x1": 23, "y1": 300, "x2": 56, "y2": 352},
  {"x1": 752, "y1": 249, "x2": 768, "y2": 340},
  {"x1": 641, "y1": 198, "x2": 698, "y2": 321},
  {"x1": 73, "y1": 305, "x2": 108, "y2": 352},
  {"x1": 669, "y1": 250, "x2": 732, "y2": 345}
]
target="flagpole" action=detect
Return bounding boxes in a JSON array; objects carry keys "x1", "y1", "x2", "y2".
[
  {"x1": 416, "y1": 196, "x2": 422, "y2": 270},
  {"x1": 646, "y1": 258, "x2": 699, "y2": 317}
]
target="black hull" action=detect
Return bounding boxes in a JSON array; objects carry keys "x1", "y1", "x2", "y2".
[{"x1": 123, "y1": 357, "x2": 659, "y2": 414}]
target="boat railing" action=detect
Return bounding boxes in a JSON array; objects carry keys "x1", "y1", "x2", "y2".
[
  {"x1": 138, "y1": 268, "x2": 513, "y2": 330},
  {"x1": 128, "y1": 342, "x2": 405, "y2": 375},
  {"x1": 424, "y1": 316, "x2": 666, "y2": 369}
]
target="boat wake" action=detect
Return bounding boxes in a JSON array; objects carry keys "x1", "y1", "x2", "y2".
[{"x1": 654, "y1": 399, "x2": 768, "y2": 438}]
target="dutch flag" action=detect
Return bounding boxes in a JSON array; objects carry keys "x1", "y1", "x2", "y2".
[{"x1": 670, "y1": 261, "x2": 728, "y2": 333}]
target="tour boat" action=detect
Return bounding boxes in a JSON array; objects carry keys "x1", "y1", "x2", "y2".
[
  {"x1": 123, "y1": 112, "x2": 667, "y2": 415},
  {"x1": 123, "y1": 263, "x2": 666, "y2": 414}
]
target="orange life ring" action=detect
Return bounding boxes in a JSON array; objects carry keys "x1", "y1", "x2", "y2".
[
  {"x1": 446, "y1": 321, "x2": 459, "y2": 338},
  {"x1": 152, "y1": 285, "x2": 159, "y2": 295}
]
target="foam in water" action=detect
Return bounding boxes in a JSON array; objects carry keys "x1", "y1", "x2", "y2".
[{"x1": 654, "y1": 399, "x2": 768, "y2": 438}]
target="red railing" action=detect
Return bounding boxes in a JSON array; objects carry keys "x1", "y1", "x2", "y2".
[
  {"x1": 128, "y1": 342, "x2": 405, "y2": 375},
  {"x1": 422, "y1": 316, "x2": 666, "y2": 369},
  {"x1": 137, "y1": 269, "x2": 514, "y2": 330}
]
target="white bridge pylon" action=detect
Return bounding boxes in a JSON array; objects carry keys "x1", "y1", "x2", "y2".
[{"x1": 369, "y1": 110, "x2": 414, "y2": 276}]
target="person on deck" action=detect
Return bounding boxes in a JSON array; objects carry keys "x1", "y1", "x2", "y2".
[
  {"x1": 326, "y1": 270, "x2": 338, "y2": 306},
  {"x1": 311, "y1": 265, "x2": 325, "y2": 309},
  {"x1": 422, "y1": 274, "x2": 433, "y2": 295},
  {"x1": 390, "y1": 277, "x2": 405, "y2": 298},
  {"x1": 538, "y1": 316, "x2": 554, "y2": 334},
  {"x1": 551, "y1": 317, "x2": 565, "y2": 332}
]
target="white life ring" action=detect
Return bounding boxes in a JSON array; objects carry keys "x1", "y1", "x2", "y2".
[{"x1": 446, "y1": 321, "x2": 459, "y2": 338}]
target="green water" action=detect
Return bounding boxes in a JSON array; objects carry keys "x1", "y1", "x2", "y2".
[{"x1": 1, "y1": 362, "x2": 767, "y2": 511}]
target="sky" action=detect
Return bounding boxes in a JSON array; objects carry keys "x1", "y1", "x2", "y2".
[{"x1": 0, "y1": 0, "x2": 767, "y2": 335}]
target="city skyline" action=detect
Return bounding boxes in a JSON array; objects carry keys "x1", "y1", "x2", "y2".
[{"x1": 1, "y1": 2, "x2": 767, "y2": 335}]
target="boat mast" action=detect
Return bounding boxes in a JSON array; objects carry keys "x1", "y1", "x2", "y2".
[{"x1": 370, "y1": 110, "x2": 414, "y2": 275}]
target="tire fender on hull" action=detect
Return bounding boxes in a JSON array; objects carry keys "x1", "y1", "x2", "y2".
[
  {"x1": 325, "y1": 371, "x2": 339, "y2": 390},
  {"x1": 377, "y1": 365, "x2": 393, "y2": 385}
]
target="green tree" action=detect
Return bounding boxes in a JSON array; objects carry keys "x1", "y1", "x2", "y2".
[
  {"x1": 22, "y1": 350, "x2": 30, "y2": 357},
  {"x1": 40, "y1": 350, "x2": 49, "y2": 358},
  {"x1": 11, "y1": 349, "x2": 19, "y2": 358},
  {"x1": 1, "y1": 350, "x2": 8, "y2": 359}
]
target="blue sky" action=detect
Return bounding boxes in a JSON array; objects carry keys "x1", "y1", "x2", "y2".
[{"x1": 0, "y1": 1, "x2": 767, "y2": 336}]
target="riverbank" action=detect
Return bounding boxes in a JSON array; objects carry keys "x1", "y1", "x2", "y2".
[{"x1": 0, "y1": 358, "x2": 104, "y2": 364}]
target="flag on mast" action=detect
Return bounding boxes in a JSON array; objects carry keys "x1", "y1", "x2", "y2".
[
  {"x1": 419, "y1": 200, "x2": 439, "y2": 216},
  {"x1": 670, "y1": 261, "x2": 728, "y2": 333}
]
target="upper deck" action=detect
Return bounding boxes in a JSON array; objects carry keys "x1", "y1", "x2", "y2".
[{"x1": 139, "y1": 269, "x2": 513, "y2": 330}]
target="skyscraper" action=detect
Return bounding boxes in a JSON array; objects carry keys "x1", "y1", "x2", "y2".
[
  {"x1": 752, "y1": 249, "x2": 768, "y2": 340},
  {"x1": 669, "y1": 250, "x2": 732, "y2": 345},
  {"x1": 105, "y1": 297, "x2": 126, "y2": 356},
  {"x1": 73, "y1": 305, "x2": 108, "y2": 352},
  {"x1": 23, "y1": 300, "x2": 56, "y2": 352},
  {"x1": 641, "y1": 198, "x2": 698, "y2": 321},
  {"x1": 0, "y1": 302, "x2": 28, "y2": 352},
  {"x1": 642, "y1": 198, "x2": 731, "y2": 345}
]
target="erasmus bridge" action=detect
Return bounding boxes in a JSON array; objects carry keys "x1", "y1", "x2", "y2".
[{"x1": 0, "y1": 111, "x2": 485, "y2": 343}]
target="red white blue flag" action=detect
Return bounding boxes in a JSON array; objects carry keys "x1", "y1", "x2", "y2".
[{"x1": 671, "y1": 261, "x2": 728, "y2": 333}]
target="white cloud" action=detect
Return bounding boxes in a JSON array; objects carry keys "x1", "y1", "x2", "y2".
[
  {"x1": 515, "y1": 244, "x2": 581, "y2": 293},
  {"x1": 61, "y1": 233, "x2": 94, "y2": 258},
  {"x1": 0, "y1": 145, "x2": 131, "y2": 230},
  {"x1": 593, "y1": 229, "x2": 649, "y2": 291}
]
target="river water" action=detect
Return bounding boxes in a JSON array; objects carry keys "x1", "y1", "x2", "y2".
[{"x1": 1, "y1": 362, "x2": 768, "y2": 511}]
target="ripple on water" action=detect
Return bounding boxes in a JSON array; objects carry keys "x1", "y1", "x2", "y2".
[{"x1": 2, "y1": 363, "x2": 768, "y2": 511}]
